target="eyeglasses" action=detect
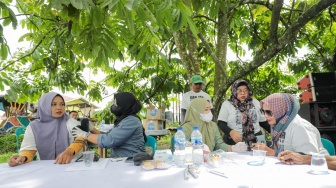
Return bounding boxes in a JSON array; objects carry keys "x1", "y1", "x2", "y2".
[
  {"x1": 260, "y1": 109, "x2": 273, "y2": 117},
  {"x1": 237, "y1": 89, "x2": 248, "y2": 94}
]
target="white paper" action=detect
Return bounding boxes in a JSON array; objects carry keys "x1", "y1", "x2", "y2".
[
  {"x1": 110, "y1": 157, "x2": 127, "y2": 162},
  {"x1": 65, "y1": 158, "x2": 109, "y2": 171}
]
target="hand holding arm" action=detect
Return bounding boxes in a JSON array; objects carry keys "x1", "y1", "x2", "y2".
[
  {"x1": 8, "y1": 155, "x2": 27, "y2": 167},
  {"x1": 72, "y1": 126, "x2": 90, "y2": 139}
]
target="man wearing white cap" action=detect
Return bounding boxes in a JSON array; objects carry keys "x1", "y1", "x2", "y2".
[{"x1": 181, "y1": 75, "x2": 214, "y2": 123}]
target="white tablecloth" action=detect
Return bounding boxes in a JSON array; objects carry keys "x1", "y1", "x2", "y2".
[{"x1": 0, "y1": 152, "x2": 335, "y2": 188}]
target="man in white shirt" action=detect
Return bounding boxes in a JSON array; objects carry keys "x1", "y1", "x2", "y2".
[{"x1": 181, "y1": 75, "x2": 213, "y2": 123}]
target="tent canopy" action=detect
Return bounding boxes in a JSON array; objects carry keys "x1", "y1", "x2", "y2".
[{"x1": 65, "y1": 97, "x2": 100, "y2": 109}]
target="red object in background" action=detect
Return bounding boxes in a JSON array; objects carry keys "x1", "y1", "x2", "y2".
[
  {"x1": 297, "y1": 74, "x2": 312, "y2": 90},
  {"x1": 299, "y1": 89, "x2": 314, "y2": 103}
]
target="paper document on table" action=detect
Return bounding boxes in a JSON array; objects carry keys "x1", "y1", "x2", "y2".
[{"x1": 65, "y1": 158, "x2": 109, "y2": 171}]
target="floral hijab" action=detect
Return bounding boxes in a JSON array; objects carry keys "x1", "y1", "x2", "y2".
[{"x1": 228, "y1": 79, "x2": 256, "y2": 144}]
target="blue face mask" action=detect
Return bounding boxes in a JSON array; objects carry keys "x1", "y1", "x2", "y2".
[{"x1": 200, "y1": 112, "x2": 213, "y2": 122}]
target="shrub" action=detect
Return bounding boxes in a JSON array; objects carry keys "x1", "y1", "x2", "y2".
[{"x1": 0, "y1": 133, "x2": 22, "y2": 154}]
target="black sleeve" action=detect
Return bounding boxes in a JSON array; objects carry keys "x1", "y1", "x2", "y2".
[
  {"x1": 181, "y1": 109, "x2": 186, "y2": 124},
  {"x1": 218, "y1": 120, "x2": 232, "y2": 136},
  {"x1": 259, "y1": 121, "x2": 271, "y2": 133}
]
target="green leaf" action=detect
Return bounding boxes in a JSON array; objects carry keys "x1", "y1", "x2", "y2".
[
  {"x1": 125, "y1": 0, "x2": 141, "y2": 11},
  {"x1": 0, "y1": 43, "x2": 8, "y2": 60}
]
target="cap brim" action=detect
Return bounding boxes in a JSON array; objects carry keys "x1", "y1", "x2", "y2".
[{"x1": 193, "y1": 81, "x2": 205, "y2": 84}]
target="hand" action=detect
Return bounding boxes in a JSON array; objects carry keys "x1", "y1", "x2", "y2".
[
  {"x1": 278, "y1": 150, "x2": 310, "y2": 165},
  {"x1": 252, "y1": 143, "x2": 274, "y2": 156},
  {"x1": 232, "y1": 142, "x2": 248, "y2": 152},
  {"x1": 229, "y1": 130, "x2": 242, "y2": 143},
  {"x1": 54, "y1": 148, "x2": 75, "y2": 164},
  {"x1": 8, "y1": 155, "x2": 27, "y2": 167},
  {"x1": 72, "y1": 126, "x2": 89, "y2": 139}
]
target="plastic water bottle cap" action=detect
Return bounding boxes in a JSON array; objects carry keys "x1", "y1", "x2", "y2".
[
  {"x1": 177, "y1": 126, "x2": 182, "y2": 131},
  {"x1": 193, "y1": 126, "x2": 199, "y2": 130}
]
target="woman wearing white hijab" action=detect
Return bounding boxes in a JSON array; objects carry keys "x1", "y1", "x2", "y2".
[{"x1": 8, "y1": 92, "x2": 84, "y2": 167}]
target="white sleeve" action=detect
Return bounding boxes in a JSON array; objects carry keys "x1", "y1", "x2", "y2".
[
  {"x1": 20, "y1": 125, "x2": 37, "y2": 151},
  {"x1": 290, "y1": 123, "x2": 321, "y2": 155},
  {"x1": 217, "y1": 101, "x2": 230, "y2": 122},
  {"x1": 66, "y1": 118, "x2": 81, "y2": 144},
  {"x1": 181, "y1": 93, "x2": 189, "y2": 110}
]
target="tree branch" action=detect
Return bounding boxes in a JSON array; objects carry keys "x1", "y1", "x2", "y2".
[
  {"x1": 0, "y1": 29, "x2": 53, "y2": 72},
  {"x1": 287, "y1": 0, "x2": 296, "y2": 23},
  {"x1": 193, "y1": 15, "x2": 217, "y2": 24},
  {"x1": 269, "y1": 0, "x2": 284, "y2": 44},
  {"x1": 144, "y1": 72, "x2": 169, "y2": 103},
  {"x1": 0, "y1": 13, "x2": 55, "y2": 22},
  {"x1": 197, "y1": 33, "x2": 226, "y2": 75},
  {"x1": 300, "y1": 31, "x2": 325, "y2": 58},
  {"x1": 221, "y1": 0, "x2": 336, "y2": 96}
]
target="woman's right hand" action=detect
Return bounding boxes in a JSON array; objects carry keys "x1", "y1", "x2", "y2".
[
  {"x1": 8, "y1": 155, "x2": 27, "y2": 167},
  {"x1": 229, "y1": 130, "x2": 242, "y2": 143}
]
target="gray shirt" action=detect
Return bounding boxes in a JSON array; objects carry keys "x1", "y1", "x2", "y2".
[{"x1": 98, "y1": 116, "x2": 146, "y2": 158}]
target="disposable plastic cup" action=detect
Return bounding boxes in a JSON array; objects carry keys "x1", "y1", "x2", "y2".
[
  {"x1": 83, "y1": 151, "x2": 94, "y2": 167},
  {"x1": 308, "y1": 153, "x2": 329, "y2": 175}
]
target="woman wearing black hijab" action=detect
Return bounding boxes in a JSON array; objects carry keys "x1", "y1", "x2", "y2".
[{"x1": 72, "y1": 92, "x2": 146, "y2": 158}]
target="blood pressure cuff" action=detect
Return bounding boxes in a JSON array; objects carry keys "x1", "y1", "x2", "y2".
[{"x1": 133, "y1": 153, "x2": 153, "y2": 166}]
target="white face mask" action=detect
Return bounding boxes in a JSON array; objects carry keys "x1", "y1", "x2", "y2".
[{"x1": 200, "y1": 112, "x2": 213, "y2": 122}]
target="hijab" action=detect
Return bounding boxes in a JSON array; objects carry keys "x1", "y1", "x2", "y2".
[
  {"x1": 183, "y1": 98, "x2": 215, "y2": 151},
  {"x1": 110, "y1": 92, "x2": 146, "y2": 142},
  {"x1": 261, "y1": 93, "x2": 299, "y2": 150},
  {"x1": 228, "y1": 79, "x2": 256, "y2": 143},
  {"x1": 30, "y1": 92, "x2": 69, "y2": 160}
]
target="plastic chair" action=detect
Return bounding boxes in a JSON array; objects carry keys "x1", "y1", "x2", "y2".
[
  {"x1": 321, "y1": 138, "x2": 335, "y2": 156},
  {"x1": 145, "y1": 135, "x2": 157, "y2": 155},
  {"x1": 15, "y1": 127, "x2": 26, "y2": 153}
]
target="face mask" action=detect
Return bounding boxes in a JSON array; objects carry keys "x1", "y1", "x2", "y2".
[
  {"x1": 110, "y1": 98, "x2": 122, "y2": 116},
  {"x1": 200, "y1": 112, "x2": 213, "y2": 122}
]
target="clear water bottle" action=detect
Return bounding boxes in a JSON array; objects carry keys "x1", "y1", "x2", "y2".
[
  {"x1": 174, "y1": 126, "x2": 186, "y2": 167},
  {"x1": 191, "y1": 126, "x2": 203, "y2": 166}
]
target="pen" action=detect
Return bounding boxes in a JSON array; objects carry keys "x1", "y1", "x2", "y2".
[{"x1": 207, "y1": 169, "x2": 228, "y2": 178}]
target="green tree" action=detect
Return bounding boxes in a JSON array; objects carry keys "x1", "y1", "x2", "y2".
[{"x1": 1, "y1": 0, "x2": 336, "y2": 115}]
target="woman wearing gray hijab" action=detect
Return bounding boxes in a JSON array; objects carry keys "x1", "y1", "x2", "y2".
[{"x1": 8, "y1": 92, "x2": 85, "y2": 167}]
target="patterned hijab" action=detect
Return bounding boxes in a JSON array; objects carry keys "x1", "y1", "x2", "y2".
[
  {"x1": 30, "y1": 92, "x2": 69, "y2": 160},
  {"x1": 182, "y1": 98, "x2": 215, "y2": 151},
  {"x1": 228, "y1": 79, "x2": 255, "y2": 143},
  {"x1": 261, "y1": 93, "x2": 299, "y2": 150}
]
